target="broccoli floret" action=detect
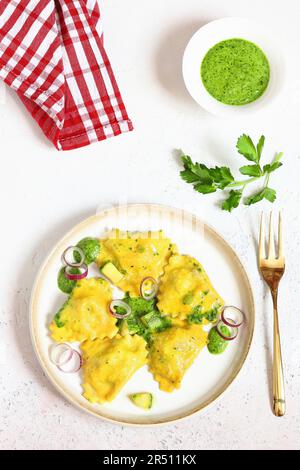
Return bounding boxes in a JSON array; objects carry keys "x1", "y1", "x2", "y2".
[
  {"x1": 124, "y1": 293, "x2": 157, "y2": 315},
  {"x1": 74, "y1": 237, "x2": 100, "y2": 265},
  {"x1": 141, "y1": 311, "x2": 172, "y2": 332},
  {"x1": 119, "y1": 294, "x2": 171, "y2": 341}
]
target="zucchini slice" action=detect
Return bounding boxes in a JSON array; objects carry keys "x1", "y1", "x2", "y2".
[
  {"x1": 129, "y1": 392, "x2": 153, "y2": 410},
  {"x1": 101, "y1": 262, "x2": 124, "y2": 283}
]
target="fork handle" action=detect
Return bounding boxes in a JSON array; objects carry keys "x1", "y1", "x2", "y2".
[{"x1": 272, "y1": 290, "x2": 286, "y2": 417}]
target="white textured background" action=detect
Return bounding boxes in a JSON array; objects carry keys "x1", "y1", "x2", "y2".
[{"x1": 0, "y1": 0, "x2": 299, "y2": 450}]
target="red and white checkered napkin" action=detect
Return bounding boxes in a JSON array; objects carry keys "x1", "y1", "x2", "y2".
[{"x1": 0, "y1": 0, "x2": 133, "y2": 150}]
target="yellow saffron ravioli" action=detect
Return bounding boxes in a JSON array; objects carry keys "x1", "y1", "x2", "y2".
[
  {"x1": 81, "y1": 334, "x2": 148, "y2": 404},
  {"x1": 157, "y1": 254, "x2": 224, "y2": 320},
  {"x1": 49, "y1": 278, "x2": 118, "y2": 343},
  {"x1": 96, "y1": 229, "x2": 177, "y2": 296},
  {"x1": 149, "y1": 324, "x2": 208, "y2": 392}
]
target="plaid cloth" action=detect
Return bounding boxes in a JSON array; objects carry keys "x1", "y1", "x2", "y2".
[{"x1": 0, "y1": 0, "x2": 133, "y2": 150}]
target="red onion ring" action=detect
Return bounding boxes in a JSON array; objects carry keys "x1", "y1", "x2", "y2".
[
  {"x1": 61, "y1": 246, "x2": 85, "y2": 268},
  {"x1": 57, "y1": 349, "x2": 83, "y2": 373},
  {"x1": 221, "y1": 306, "x2": 245, "y2": 328},
  {"x1": 64, "y1": 263, "x2": 88, "y2": 281},
  {"x1": 140, "y1": 277, "x2": 158, "y2": 300},
  {"x1": 216, "y1": 320, "x2": 238, "y2": 341},
  {"x1": 109, "y1": 300, "x2": 132, "y2": 319},
  {"x1": 50, "y1": 343, "x2": 73, "y2": 367}
]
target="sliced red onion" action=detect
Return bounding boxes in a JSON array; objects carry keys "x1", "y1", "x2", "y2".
[
  {"x1": 216, "y1": 320, "x2": 238, "y2": 341},
  {"x1": 57, "y1": 349, "x2": 83, "y2": 373},
  {"x1": 50, "y1": 343, "x2": 73, "y2": 367},
  {"x1": 109, "y1": 300, "x2": 132, "y2": 319},
  {"x1": 61, "y1": 246, "x2": 85, "y2": 268},
  {"x1": 221, "y1": 306, "x2": 245, "y2": 328},
  {"x1": 64, "y1": 263, "x2": 88, "y2": 281},
  {"x1": 140, "y1": 277, "x2": 158, "y2": 300}
]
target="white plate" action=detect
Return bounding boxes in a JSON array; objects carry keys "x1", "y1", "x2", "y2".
[
  {"x1": 30, "y1": 204, "x2": 255, "y2": 426},
  {"x1": 182, "y1": 18, "x2": 285, "y2": 117}
]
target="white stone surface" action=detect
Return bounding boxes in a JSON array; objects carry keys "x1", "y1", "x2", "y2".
[{"x1": 0, "y1": 0, "x2": 299, "y2": 450}]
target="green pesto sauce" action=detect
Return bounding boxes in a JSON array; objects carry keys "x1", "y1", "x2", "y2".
[
  {"x1": 201, "y1": 38, "x2": 270, "y2": 106},
  {"x1": 207, "y1": 326, "x2": 230, "y2": 355}
]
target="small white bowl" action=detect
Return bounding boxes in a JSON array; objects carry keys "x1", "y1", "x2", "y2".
[{"x1": 182, "y1": 18, "x2": 285, "y2": 117}]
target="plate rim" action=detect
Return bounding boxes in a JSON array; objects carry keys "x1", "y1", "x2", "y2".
[{"x1": 29, "y1": 203, "x2": 255, "y2": 426}]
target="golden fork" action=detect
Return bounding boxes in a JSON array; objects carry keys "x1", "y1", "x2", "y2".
[{"x1": 259, "y1": 212, "x2": 286, "y2": 417}]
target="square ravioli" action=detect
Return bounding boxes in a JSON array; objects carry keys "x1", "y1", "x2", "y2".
[
  {"x1": 149, "y1": 324, "x2": 208, "y2": 392},
  {"x1": 157, "y1": 254, "x2": 224, "y2": 320},
  {"x1": 81, "y1": 334, "x2": 148, "y2": 404},
  {"x1": 96, "y1": 229, "x2": 177, "y2": 297},
  {"x1": 49, "y1": 278, "x2": 118, "y2": 343}
]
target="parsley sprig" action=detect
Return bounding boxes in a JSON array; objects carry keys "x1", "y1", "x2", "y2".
[{"x1": 180, "y1": 135, "x2": 283, "y2": 212}]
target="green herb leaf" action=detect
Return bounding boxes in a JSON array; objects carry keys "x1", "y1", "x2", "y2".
[
  {"x1": 179, "y1": 136, "x2": 283, "y2": 212},
  {"x1": 180, "y1": 155, "x2": 234, "y2": 193},
  {"x1": 244, "y1": 187, "x2": 277, "y2": 206},
  {"x1": 236, "y1": 134, "x2": 258, "y2": 163},
  {"x1": 239, "y1": 164, "x2": 262, "y2": 177},
  {"x1": 263, "y1": 187, "x2": 277, "y2": 203},
  {"x1": 194, "y1": 183, "x2": 216, "y2": 194},
  {"x1": 209, "y1": 166, "x2": 234, "y2": 188},
  {"x1": 180, "y1": 168, "x2": 200, "y2": 184},
  {"x1": 181, "y1": 155, "x2": 193, "y2": 167},
  {"x1": 181, "y1": 157, "x2": 213, "y2": 182},
  {"x1": 221, "y1": 190, "x2": 243, "y2": 212},
  {"x1": 244, "y1": 189, "x2": 265, "y2": 206},
  {"x1": 256, "y1": 135, "x2": 265, "y2": 161},
  {"x1": 263, "y1": 161, "x2": 283, "y2": 174},
  {"x1": 193, "y1": 164, "x2": 214, "y2": 183}
]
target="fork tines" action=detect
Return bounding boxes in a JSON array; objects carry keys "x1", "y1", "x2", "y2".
[{"x1": 259, "y1": 212, "x2": 284, "y2": 264}]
